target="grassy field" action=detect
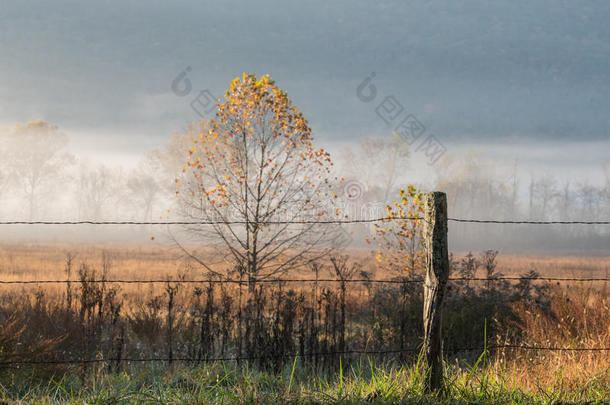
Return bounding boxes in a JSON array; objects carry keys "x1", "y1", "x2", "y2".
[
  {"x1": 0, "y1": 244, "x2": 608, "y2": 404},
  {"x1": 0, "y1": 362, "x2": 610, "y2": 404},
  {"x1": 1, "y1": 242, "x2": 608, "y2": 281},
  {"x1": 2, "y1": 358, "x2": 609, "y2": 404}
]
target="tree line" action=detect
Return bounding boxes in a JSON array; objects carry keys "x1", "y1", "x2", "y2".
[{"x1": 1, "y1": 83, "x2": 608, "y2": 253}]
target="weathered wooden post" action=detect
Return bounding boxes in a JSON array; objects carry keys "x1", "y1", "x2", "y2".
[{"x1": 422, "y1": 191, "x2": 449, "y2": 393}]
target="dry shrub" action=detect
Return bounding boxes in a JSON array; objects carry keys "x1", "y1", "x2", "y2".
[
  {"x1": 0, "y1": 250, "x2": 607, "y2": 391},
  {"x1": 494, "y1": 284, "x2": 610, "y2": 391}
]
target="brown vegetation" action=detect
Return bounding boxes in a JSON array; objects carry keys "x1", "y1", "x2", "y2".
[{"x1": 0, "y1": 244, "x2": 607, "y2": 391}]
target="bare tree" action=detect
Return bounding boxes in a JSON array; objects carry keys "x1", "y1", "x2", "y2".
[
  {"x1": 148, "y1": 120, "x2": 212, "y2": 194},
  {"x1": 76, "y1": 163, "x2": 121, "y2": 220},
  {"x1": 559, "y1": 181, "x2": 572, "y2": 221},
  {"x1": 340, "y1": 132, "x2": 410, "y2": 203},
  {"x1": 4, "y1": 121, "x2": 74, "y2": 219},
  {"x1": 535, "y1": 175, "x2": 557, "y2": 220},
  {"x1": 329, "y1": 254, "x2": 360, "y2": 353},
  {"x1": 127, "y1": 160, "x2": 161, "y2": 221},
  {"x1": 603, "y1": 163, "x2": 610, "y2": 217},
  {"x1": 176, "y1": 74, "x2": 344, "y2": 285}
]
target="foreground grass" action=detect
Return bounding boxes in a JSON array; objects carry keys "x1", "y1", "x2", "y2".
[{"x1": 1, "y1": 358, "x2": 608, "y2": 404}]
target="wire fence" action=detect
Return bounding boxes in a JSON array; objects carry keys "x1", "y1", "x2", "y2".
[
  {"x1": 2, "y1": 344, "x2": 609, "y2": 367},
  {"x1": 0, "y1": 276, "x2": 607, "y2": 285},
  {"x1": 1, "y1": 217, "x2": 609, "y2": 225},
  {"x1": 0, "y1": 214, "x2": 608, "y2": 369}
]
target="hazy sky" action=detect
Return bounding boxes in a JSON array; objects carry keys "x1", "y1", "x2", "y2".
[{"x1": 1, "y1": 0, "x2": 609, "y2": 180}]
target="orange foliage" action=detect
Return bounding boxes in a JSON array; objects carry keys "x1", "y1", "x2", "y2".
[{"x1": 369, "y1": 185, "x2": 425, "y2": 274}]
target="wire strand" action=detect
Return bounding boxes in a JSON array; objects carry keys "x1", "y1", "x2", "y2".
[
  {"x1": 0, "y1": 218, "x2": 401, "y2": 225},
  {"x1": 1, "y1": 345, "x2": 607, "y2": 366},
  {"x1": 0, "y1": 276, "x2": 606, "y2": 285},
  {"x1": 448, "y1": 218, "x2": 610, "y2": 225},
  {"x1": 1, "y1": 217, "x2": 609, "y2": 225}
]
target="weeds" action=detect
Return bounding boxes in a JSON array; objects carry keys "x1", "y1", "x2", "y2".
[
  {"x1": 0, "y1": 360, "x2": 607, "y2": 404},
  {"x1": 0, "y1": 250, "x2": 607, "y2": 403}
]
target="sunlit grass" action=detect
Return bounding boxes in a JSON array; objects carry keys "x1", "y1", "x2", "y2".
[{"x1": 1, "y1": 358, "x2": 608, "y2": 404}]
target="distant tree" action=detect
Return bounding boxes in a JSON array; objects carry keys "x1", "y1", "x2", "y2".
[
  {"x1": 435, "y1": 152, "x2": 512, "y2": 221},
  {"x1": 576, "y1": 182, "x2": 603, "y2": 227},
  {"x1": 508, "y1": 160, "x2": 519, "y2": 219},
  {"x1": 115, "y1": 124, "x2": 212, "y2": 223},
  {"x1": 76, "y1": 163, "x2": 122, "y2": 220},
  {"x1": 150, "y1": 120, "x2": 212, "y2": 195},
  {"x1": 528, "y1": 176, "x2": 536, "y2": 220},
  {"x1": 526, "y1": 174, "x2": 558, "y2": 220},
  {"x1": 603, "y1": 163, "x2": 610, "y2": 218},
  {"x1": 177, "y1": 74, "x2": 343, "y2": 285},
  {"x1": 340, "y1": 132, "x2": 410, "y2": 203},
  {"x1": 127, "y1": 172, "x2": 160, "y2": 221},
  {"x1": 4, "y1": 121, "x2": 74, "y2": 219},
  {"x1": 535, "y1": 175, "x2": 557, "y2": 220},
  {"x1": 368, "y1": 185, "x2": 425, "y2": 274},
  {"x1": 559, "y1": 181, "x2": 572, "y2": 221},
  {"x1": 127, "y1": 158, "x2": 162, "y2": 221}
]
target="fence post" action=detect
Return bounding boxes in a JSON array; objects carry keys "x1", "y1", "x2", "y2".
[{"x1": 422, "y1": 191, "x2": 449, "y2": 393}]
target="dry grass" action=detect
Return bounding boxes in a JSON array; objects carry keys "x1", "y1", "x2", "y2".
[
  {"x1": 0, "y1": 243, "x2": 607, "y2": 401},
  {"x1": 495, "y1": 253, "x2": 610, "y2": 278},
  {"x1": 1, "y1": 243, "x2": 608, "y2": 280}
]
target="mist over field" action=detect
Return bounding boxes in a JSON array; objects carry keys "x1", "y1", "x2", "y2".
[
  {"x1": 1, "y1": 0, "x2": 609, "y2": 250},
  {"x1": 0, "y1": 121, "x2": 608, "y2": 253}
]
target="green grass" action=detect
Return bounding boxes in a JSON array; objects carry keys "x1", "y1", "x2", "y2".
[{"x1": 0, "y1": 359, "x2": 608, "y2": 404}]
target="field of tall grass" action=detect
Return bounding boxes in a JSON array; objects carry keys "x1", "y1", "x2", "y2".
[{"x1": 0, "y1": 244, "x2": 608, "y2": 403}]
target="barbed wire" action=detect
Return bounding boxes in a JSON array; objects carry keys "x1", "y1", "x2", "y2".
[
  {"x1": 0, "y1": 217, "x2": 609, "y2": 225},
  {"x1": 0, "y1": 218, "x2": 397, "y2": 225},
  {"x1": 1, "y1": 346, "x2": 608, "y2": 367},
  {"x1": 0, "y1": 276, "x2": 607, "y2": 285},
  {"x1": 0, "y1": 216, "x2": 607, "y2": 369},
  {"x1": 450, "y1": 276, "x2": 609, "y2": 282},
  {"x1": 448, "y1": 218, "x2": 610, "y2": 225},
  {"x1": 1, "y1": 345, "x2": 608, "y2": 366}
]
